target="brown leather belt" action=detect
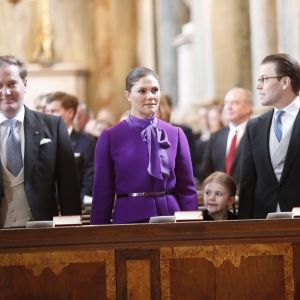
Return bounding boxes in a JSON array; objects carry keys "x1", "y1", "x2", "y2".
[{"x1": 117, "y1": 191, "x2": 173, "y2": 198}]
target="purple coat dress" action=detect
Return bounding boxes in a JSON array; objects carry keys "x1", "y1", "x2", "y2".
[{"x1": 91, "y1": 118, "x2": 198, "y2": 224}]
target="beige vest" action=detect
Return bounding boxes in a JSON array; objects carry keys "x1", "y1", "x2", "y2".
[
  {"x1": 0, "y1": 165, "x2": 32, "y2": 228},
  {"x1": 269, "y1": 125, "x2": 293, "y2": 183}
]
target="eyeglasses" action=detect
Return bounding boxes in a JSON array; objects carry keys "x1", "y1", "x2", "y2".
[{"x1": 257, "y1": 76, "x2": 284, "y2": 86}]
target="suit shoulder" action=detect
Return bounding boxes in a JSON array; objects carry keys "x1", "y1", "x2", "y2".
[
  {"x1": 28, "y1": 109, "x2": 60, "y2": 124},
  {"x1": 247, "y1": 110, "x2": 273, "y2": 128},
  {"x1": 209, "y1": 126, "x2": 229, "y2": 141}
]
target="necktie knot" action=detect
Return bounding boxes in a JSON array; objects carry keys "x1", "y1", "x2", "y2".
[{"x1": 3, "y1": 118, "x2": 18, "y2": 128}]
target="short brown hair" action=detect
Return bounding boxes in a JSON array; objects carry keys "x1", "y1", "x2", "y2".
[
  {"x1": 262, "y1": 53, "x2": 300, "y2": 94},
  {"x1": 0, "y1": 55, "x2": 27, "y2": 80},
  {"x1": 125, "y1": 66, "x2": 159, "y2": 92},
  {"x1": 46, "y1": 91, "x2": 79, "y2": 114}
]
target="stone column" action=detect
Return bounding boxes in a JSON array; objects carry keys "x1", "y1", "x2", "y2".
[
  {"x1": 185, "y1": 0, "x2": 251, "y2": 101},
  {"x1": 173, "y1": 22, "x2": 196, "y2": 109},
  {"x1": 155, "y1": 0, "x2": 187, "y2": 105},
  {"x1": 249, "y1": 0, "x2": 278, "y2": 105},
  {"x1": 136, "y1": 0, "x2": 156, "y2": 69},
  {"x1": 92, "y1": 0, "x2": 137, "y2": 118},
  {"x1": 277, "y1": 0, "x2": 300, "y2": 61}
]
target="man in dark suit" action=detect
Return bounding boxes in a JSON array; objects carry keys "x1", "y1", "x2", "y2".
[
  {"x1": 0, "y1": 55, "x2": 81, "y2": 227},
  {"x1": 46, "y1": 92, "x2": 96, "y2": 201},
  {"x1": 199, "y1": 87, "x2": 253, "y2": 184},
  {"x1": 238, "y1": 53, "x2": 300, "y2": 219}
]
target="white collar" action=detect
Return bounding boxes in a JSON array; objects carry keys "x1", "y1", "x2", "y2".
[{"x1": 0, "y1": 104, "x2": 25, "y2": 125}]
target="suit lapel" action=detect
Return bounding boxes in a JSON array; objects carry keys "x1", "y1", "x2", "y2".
[
  {"x1": 280, "y1": 109, "x2": 300, "y2": 183},
  {"x1": 23, "y1": 108, "x2": 43, "y2": 179},
  {"x1": 257, "y1": 110, "x2": 279, "y2": 181},
  {"x1": 220, "y1": 127, "x2": 229, "y2": 162}
]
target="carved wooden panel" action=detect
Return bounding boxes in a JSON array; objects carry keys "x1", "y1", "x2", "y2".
[
  {"x1": 116, "y1": 249, "x2": 160, "y2": 300},
  {"x1": 0, "y1": 249, "x2": 115, "y2": 300},
  {"x1": 294, "y1": 242, "x2": 300, "y2": 299},
  {"x1": 160, "y1": 243, "x2": 294, "y2": 300}
]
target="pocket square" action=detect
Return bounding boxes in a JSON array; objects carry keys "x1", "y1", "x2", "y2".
[
  {"x1": 74, "y1": 152, "x2": 81, "y2": 158},
  {"x1": 40, "y1": 138, "x2": 52, "y2": 145}
]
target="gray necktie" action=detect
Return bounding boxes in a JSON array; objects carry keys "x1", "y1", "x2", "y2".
[
  {"x1": 5, "y1": 119, "x2": 23, "y2": 176},
  {"x1": 274, "y1": 110, "x2": 284, "y2": 142}
]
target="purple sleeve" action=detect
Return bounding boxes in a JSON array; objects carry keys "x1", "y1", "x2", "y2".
[
  {"x1": 91, "y1": 130, "x2": 115, "y2": 224},
  {"x1": 174, "y1": 127, "x2": 198, "y2": 210}
]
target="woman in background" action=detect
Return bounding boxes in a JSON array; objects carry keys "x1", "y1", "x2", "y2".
[{"x1": 91, "y1": 66, "x2": 197, "y2": 224}]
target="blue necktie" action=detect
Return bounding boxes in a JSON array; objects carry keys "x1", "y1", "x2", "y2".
[
  {"x1": 5, "y1": 119, "x2": 23, "y2": 176},
  {"x1": 274, "y1": 110, "x2": 284, "y2": 142}
]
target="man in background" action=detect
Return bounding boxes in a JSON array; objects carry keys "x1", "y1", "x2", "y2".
[
  {"x1": 46, "y1": 92, "x2": 96, "y2": 201},
  {"x1": 239, "y1": 53, "x2": 300, "y2": 219},
  {"x1": 73, "y1": 101, "x2": 92, "y2": 133},
  {"x1": 199, "y1": 87, "x2": 253, "y2": 184},
  {"x1": 0, "y1": 55, "x2": 81, "y2": 228}
]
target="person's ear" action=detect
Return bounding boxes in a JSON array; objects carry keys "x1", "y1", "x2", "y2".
[
  {"x1": 124, "y1": 91, "x2": 131, "y2": 103},
  {"x1": 282, "y1": 77, "x2": 290, "y2": 90},
  {"x1": 23, "y1": 79, "x2": 27, "y2": 92}
]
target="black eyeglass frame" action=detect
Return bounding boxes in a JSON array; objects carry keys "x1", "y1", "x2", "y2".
[{"x1": 257, "y1": 75, "x2": 284, "y2": 85}]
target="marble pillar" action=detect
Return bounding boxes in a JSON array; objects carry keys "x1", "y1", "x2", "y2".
[
  {"x1": 184, "y1": 0, "x2": 251, "y2": 102},
  {"x1": 277, "y1": 0, "x2": 300, "y2": 61},
  {"x1": 155, "y1": 0, "x2": 187, "y2": 105},
  {"x1": 249, "y1": 0, "x2": 278, "y2": 105},
  {"x1": 136, "y1": 0, "x2": 156, "y2": 69},
  {"x1": 173, "y1": 22, "x2": 197, "y2": 109},
  {"x1": 93, "y1": 0, "x2": 137, "y2": 118}
]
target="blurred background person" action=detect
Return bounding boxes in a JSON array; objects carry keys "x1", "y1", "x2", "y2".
[
  {"x1": 73, "y1": 101, "x2": 92, "y2": 133},
  {"x1": 91, "y1": 66, "x2": 197, "y2": 224},
  {"x1": 46, "y1": 92, "x2": 96, "y2": 202},
  {"x1": 158, "y1": 93, "x2": 196, "y2": 178},
  {"x1": 194, "y1": 104, "x2": 211, "y2": 183},
  {"x1": 207, "y1": 103, "x2": 224, "y2": 134},
  {"x1": 199, "y1": 87, "x2": 253, "y2": 185},
  {"x1": 34, "y1": 93, "x2": 50, "y2": 113},
  {"x1": 84, "y1": 107, "x2": 115, "y2": 139}
]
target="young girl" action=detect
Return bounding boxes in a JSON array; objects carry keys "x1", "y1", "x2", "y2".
[{"x1": 202, "y1": 172, "x2": 237, "y2": 220}]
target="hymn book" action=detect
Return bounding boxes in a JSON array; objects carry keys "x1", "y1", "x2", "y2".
[
  {"x1": 53, "y1": 215, "x2": 82, "y2": 227},
  {"x1": 174, "y1": 211, "x2": 203, "y2": 222},
  {"x1": 292, "y1": 207, "x2": 300, "y2": 218}
]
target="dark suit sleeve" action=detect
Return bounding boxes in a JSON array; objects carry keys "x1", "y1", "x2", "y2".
[
  {"x1": 80, "y1": 137, "x2": 96, "y2": 199},
  {"x1": 198, "y1": 136, "x2": 215, "y2": 183},
  {"x1": 238, "y1": 123, "x2": 256, "y2": 219},
  {"x1": 56, "y1": 118, "x2": 82, "y2": 215}
]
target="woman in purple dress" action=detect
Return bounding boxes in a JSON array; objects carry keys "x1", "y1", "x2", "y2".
[{"x1": 91, "y1": 67, "x2": 198, "y2": 224}]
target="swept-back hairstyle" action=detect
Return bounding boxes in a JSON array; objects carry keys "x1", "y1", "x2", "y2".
[
  {"x1": 46, "y1": 91, "x2": 79, "y2": 114},
  {"x1": 262, "y1": 53, "x2": 300, "y2": 94},
  {"x1": 125, "y1": 66, "x2": 159, "y2": 92},
  {"x1": 0, "y1": 55, "x2": 27, "y2": 80}
]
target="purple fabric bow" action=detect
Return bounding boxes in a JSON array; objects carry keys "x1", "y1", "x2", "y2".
[{"x1": 126, "y1": 114, "x2": 171, "y2": 180}]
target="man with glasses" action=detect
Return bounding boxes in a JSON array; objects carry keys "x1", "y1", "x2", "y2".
[{"x1": 238, "y1": 53, "x2": 300, "y2": 219}]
